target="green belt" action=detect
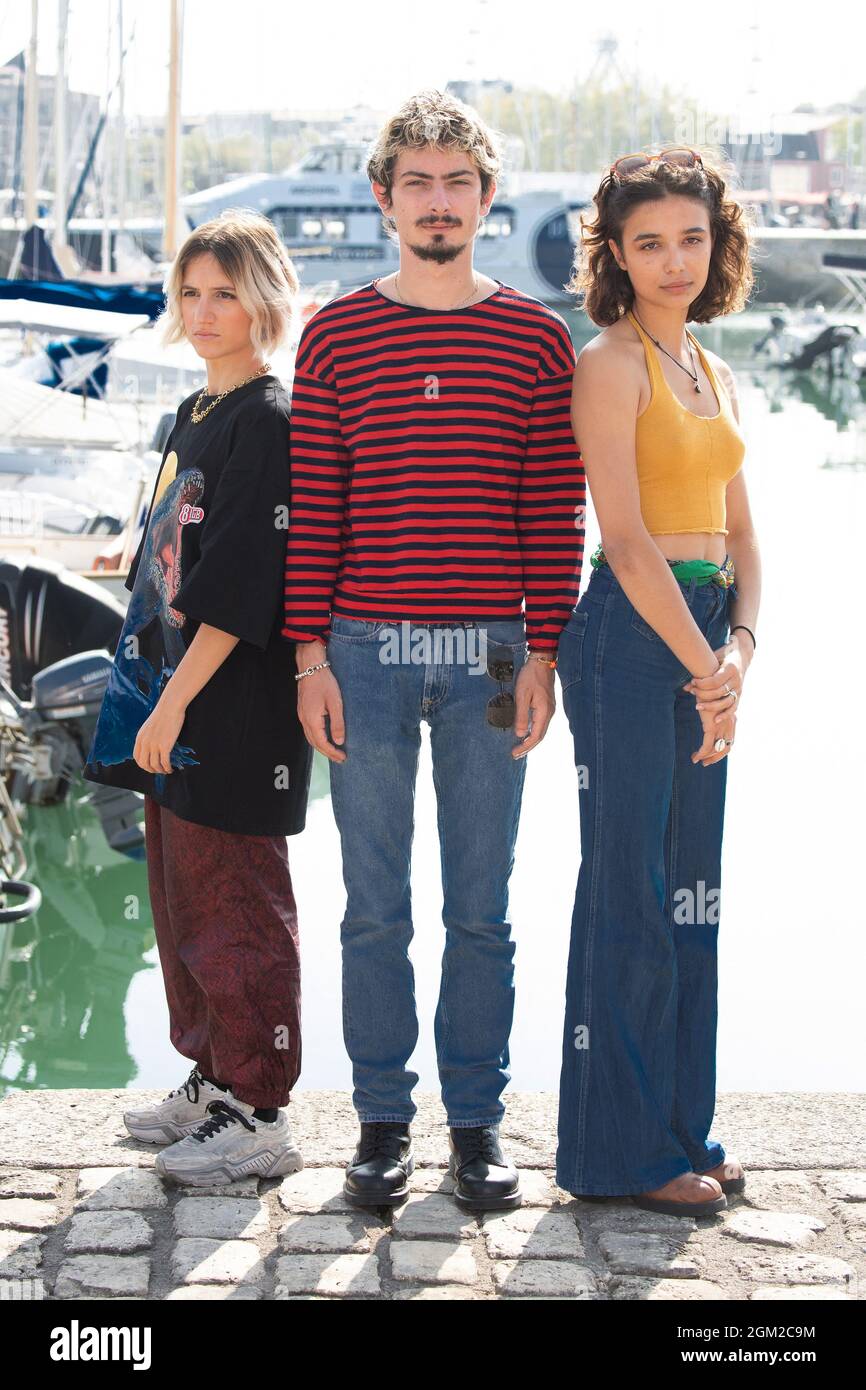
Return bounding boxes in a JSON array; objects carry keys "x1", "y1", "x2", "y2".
[{"x1": 590, "y1": 543, "x2": 735, "y2": 588}]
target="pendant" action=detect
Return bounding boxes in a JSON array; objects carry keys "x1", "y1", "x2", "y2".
[{"x1": 695, "y1": 383, "x2": 701, "y2": 392}]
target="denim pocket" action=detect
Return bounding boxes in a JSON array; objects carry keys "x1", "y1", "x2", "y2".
[
  {"x1": 694, "y1": 583, "x2": 728, "y2": 638},
  {"x1": 558, "y1": 609, "x2": 589, "y2": 692},
  {"x1": 477, "y1": 620, "x2": 528, "y2": 653},
  {"x1": 327, "y1": 616, "x2": 389, "y2": 643},
  {"x1": 708, "y1": 590, "x2": 732, "y2": 648},
  {"x1": 629, "y1": 605, "x2": 660, "y2": 643}
]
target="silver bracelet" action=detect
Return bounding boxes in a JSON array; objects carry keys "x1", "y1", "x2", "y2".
[{"x1": 295, "y1": 660, "x2": 331, "y2": 682}]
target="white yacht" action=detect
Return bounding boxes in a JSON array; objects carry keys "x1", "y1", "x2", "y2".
[{"x1": 182, "y1": 142, "x2": 584, "y2": 305}]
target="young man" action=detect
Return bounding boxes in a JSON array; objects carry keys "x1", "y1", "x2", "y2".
[{"x1": 283, "y1": 90, "x2": 585, "y2": 1211}]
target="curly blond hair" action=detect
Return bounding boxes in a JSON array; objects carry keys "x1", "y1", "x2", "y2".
[
  {"x1": 366, "y1": 89, "x2": 502, "y2": 205},
  {"x1": 160, "y1": 209, "x2": 299, "y2": 355},
  {"x1": 570, "y1": 146, "x2": 756, "y2": 325}
]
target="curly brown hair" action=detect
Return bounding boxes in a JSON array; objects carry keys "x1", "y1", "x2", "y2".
[{"x1": 570, "y1": 146, "x2": 756, "y2": 326}]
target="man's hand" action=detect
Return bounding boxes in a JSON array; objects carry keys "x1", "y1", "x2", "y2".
[
  {"x1": 512, "y1": 656, "x2": 556, "y2": 758},
  {"x1": 295, "y1": 640, "x2": 347, "y2": 762}
]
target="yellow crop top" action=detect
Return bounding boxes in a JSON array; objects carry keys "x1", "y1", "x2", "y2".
[{"x1": 626, "y1": 309, "x2": 745, "y2": 536}]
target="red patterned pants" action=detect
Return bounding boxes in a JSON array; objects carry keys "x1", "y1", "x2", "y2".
[{"x1": 143, "y1": 796, "x2": 301, "y2": 1108}]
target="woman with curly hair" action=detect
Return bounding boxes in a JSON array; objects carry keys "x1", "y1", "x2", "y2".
[{"x1": 556, "y1": 147, "x2": 762, "y2": 1216}]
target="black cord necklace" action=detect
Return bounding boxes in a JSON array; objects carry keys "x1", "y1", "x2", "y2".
[{"x1": 631, "y1": 310, "x2": 701, "y2": 392}]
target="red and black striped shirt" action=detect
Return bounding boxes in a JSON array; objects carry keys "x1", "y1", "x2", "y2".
[{"x1": 282, "y1": 280, "x2": 585, "y2": 652}]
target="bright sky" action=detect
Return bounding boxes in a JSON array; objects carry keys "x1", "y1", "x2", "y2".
[{"x1": 0, "y1": 0, "x2": 864, "y2": 123}]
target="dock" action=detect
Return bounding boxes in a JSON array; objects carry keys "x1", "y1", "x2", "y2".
[{"x1": 0, "y1": 1089, "x2": 863, "y2": 1300}]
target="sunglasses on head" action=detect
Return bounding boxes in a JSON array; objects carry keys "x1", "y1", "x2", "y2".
[{"x1": 610, "y1": 147, "x2": 703, "y2": 181}]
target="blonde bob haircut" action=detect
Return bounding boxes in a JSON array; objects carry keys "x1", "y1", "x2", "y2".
[{"x1": 160, "y1": 209, "x2": 299, "y2": 355}]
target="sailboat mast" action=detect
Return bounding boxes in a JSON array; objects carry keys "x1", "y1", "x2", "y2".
[
  {"x1": 54, "y1": 0, "x2": 68, "y2": 250},
  {"x1": 24, "y1": 0, "x2": 39, "y2": 228},
  {"x1": 101, "y1": 2, "x2": 112, "y2": 274},
  {"x1": 116, "y1": 0, "x2": 126, "y2": 237},
  {"x1": 164, "y1": 0, "x2": 183, "y2": 260}
]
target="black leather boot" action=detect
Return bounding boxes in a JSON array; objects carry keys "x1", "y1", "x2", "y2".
[
  {"x1": 343, "y1": 1121, "x2": 414, "y2": 1207},
  {"x1": 448, "y1": 1124, "x2": 522, "y2": 1211}
]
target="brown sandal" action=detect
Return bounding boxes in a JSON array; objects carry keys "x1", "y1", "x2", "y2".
[
  {"x1": 696, "y1": 1157, "x2": 746, "y2": 1196},
  {"x1": 632, "y1": 1190, "x2": 727, "y2": 1217}
]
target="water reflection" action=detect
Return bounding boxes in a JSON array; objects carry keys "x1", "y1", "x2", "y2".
[
  {"x1": 0, "y1": 798, "x2": 152, "y2": 1093},
  {"x1": 0, "y1": 767, "x2": 334, "y2": 1098}
]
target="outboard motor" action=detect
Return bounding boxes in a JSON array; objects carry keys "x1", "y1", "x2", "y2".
[
  {"x1": 30, "y1": 653, "x2": 145, "y2": 859},
  {"x1": 0, "y1": 558, "x2": 144, "y2": 858},
  {"x1": 0, "y1": 556, "x2": 125, "y2": 698}
]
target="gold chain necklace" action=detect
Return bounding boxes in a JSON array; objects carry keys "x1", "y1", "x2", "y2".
[
  {"x1": 391, "y1": 272, "x2": 479, "y2": 310},
  {"x1": 190, "y1": 362, "x2": 272, "y2": 424}
]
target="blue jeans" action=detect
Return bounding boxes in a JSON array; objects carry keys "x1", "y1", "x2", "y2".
[
  {"x1": 326, "y1": 616, "x2": 529, "y2": 1127},
  {"x1": 555, "y1": 563, "x2": 733, "y2": 1194}
]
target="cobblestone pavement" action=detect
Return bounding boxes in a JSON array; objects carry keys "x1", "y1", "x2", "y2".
[{"x1": 0, "y1": 1091, "x2": 863, "y2": 1300}]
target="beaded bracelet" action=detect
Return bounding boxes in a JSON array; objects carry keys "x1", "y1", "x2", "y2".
[{"x1": 295, "y1": 660, "x2": 331, "y2": 682}]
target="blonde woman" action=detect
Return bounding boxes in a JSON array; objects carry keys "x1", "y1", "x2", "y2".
[{"x1": 85, "y1": 210, "x2": 313, "y2": 1186}]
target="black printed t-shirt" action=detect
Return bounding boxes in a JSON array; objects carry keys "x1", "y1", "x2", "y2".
[{"x1": 83, "y1": 374, "x2": 312, "y2": 836}]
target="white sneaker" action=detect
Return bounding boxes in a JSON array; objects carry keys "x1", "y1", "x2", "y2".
[
  {"x1": 123, "y1": 1066, "x2": 231, "y2": 1144},
  {"x1": 155, "y1": 1097, "x2": 304, "y2": 1186}
]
